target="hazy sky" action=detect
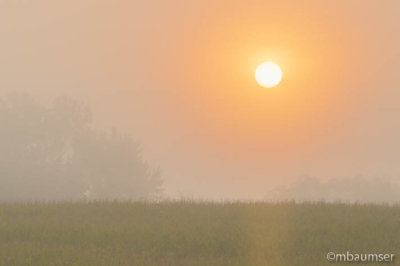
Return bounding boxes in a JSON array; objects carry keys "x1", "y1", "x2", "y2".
[{"x1": 1, "y1": 0, "x2": 400, "y2": 199}]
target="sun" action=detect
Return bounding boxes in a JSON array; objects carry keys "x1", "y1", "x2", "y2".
[{"x1": 255, "y1": 62, "x2": 282, "y2": 88}]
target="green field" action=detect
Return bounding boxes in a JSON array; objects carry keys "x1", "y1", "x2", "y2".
[{"x1": 0, "y1": 202, "x2": 398, "y2": 265}]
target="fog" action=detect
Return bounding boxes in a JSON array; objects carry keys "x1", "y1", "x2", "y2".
[
  {"x1": 0, "y1": 93, "x2": 161, "y2": 201},
  {"x1": 1, "y1": 0, "x2": 400, "y2": 201}
]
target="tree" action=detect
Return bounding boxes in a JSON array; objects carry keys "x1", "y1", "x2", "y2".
[{"x1": 0, "y1": 92, "x2": 162, "y2": 201}]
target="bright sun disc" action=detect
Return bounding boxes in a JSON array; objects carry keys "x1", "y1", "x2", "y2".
[{"x1": 255, "y1": 62, "x2": 282, "y2": 88}]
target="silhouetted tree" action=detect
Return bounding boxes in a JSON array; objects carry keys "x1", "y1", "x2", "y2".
[
  {"x1": 269, "y1": 175, "x2": 400, "y2": 203},
  {"x1": 0, "y1": 92, "x2": 162, "y2": 201}
]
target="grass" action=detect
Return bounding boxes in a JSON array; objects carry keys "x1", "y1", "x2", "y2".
[{"x1": 0, "y1": 201, "x2": 399, "y2": 265}]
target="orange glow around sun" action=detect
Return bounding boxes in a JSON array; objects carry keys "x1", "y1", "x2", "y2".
[{"x1": 171, "y1": 4, "x2": 348, "y2": 154}]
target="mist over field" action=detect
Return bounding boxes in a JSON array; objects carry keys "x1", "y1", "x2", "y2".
[
  {"x1": 2, "y1": 1, "x2": 400, "y2": 265},
  {"x1": 0, "y1": 0, "x2": 399, "y2": 202},
  {"x1": 1, "y1": 92, "x2": 400, "y2": 204}
]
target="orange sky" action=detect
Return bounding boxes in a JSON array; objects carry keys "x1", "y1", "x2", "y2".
[{"x1": 1, "y1": 0, "x2": 400, "y2": 199}]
